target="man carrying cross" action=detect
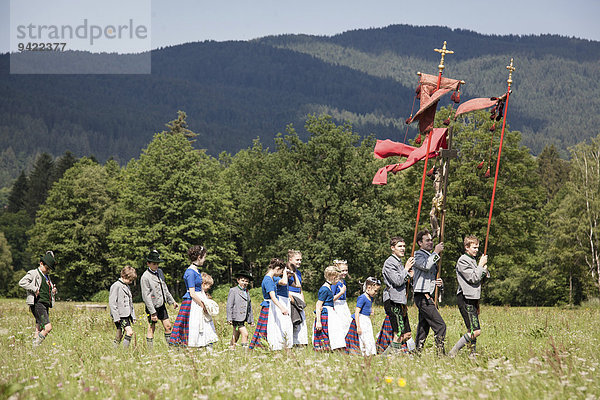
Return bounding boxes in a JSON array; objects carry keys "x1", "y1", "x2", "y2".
[{"x1": 413, "y1": 230, "x2": 446, "y2": 354}]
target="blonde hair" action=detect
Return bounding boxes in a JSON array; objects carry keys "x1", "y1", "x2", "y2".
[
  {"x1": 201, "y1": 272, "x2": 214, "y2": 287},
  {"x1": 333, "y1": 259, "x2": 347, "y2": 267},
  {"x1": 287, "y1": 249, "x2": 302, "y2": 260},
  {"x1": 324, "y1": 265, "x2": 339, "y2": 281},
  {"x1": 120, "y1": 265, "x2": 137, "y2": 281},
  {"x1": 464, "y1": 235, "x2": 479, "y2": 249}
]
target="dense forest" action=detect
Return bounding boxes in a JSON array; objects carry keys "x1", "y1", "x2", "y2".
[
  {"x1": 1, "y1": 24, "x2": 600, "y2": 192},
  {"x1": 0, "y1": 110, "x2": 598, "y2": 307}
]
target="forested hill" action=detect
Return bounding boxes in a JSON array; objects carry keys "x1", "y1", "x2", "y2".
[
  {"x1": 257, "y1": 25, "x2": 600, "y2": 154},
  {"x1": 1, "y1": 24, "x2": 599, "y2": 188}
]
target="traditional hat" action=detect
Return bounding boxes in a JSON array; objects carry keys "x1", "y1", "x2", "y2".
[
  {"x1": 40, "y1": 251, "x2": 56, "y2": 270},
  {"x1": 235, "y1": 270, "x2": 253, "y2": 280},
  {"x1": 146, "y1": 249, "x2": 164, "y2": 263}
]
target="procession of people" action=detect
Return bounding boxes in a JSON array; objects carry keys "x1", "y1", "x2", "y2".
[{"x1": 19, "y1": 233, "x2": 489, "y2": 357}]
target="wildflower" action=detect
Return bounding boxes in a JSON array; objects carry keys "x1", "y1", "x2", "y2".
[
  {"x1": 397, "y1": 378, "x2": 406, "y2": 387},
  {"x1": 384, "y1": 376, "x2": 393, "y2": 384}
]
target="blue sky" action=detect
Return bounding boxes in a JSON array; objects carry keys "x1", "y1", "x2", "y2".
[{"x1": 1, "y1": 0, "x2": 599, "y2": 53}]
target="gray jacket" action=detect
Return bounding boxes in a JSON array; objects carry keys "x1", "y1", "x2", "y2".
[
  {"x1": 226, "y1": 286, "x2": 253, "y2": 324},
  {"x1": 109, "y1": 279, "x2": 136, "y2": 322},
  {"x1": 140, "y1": 268, "x2": 175, "y2": 314},
  {"x1": 413, "y1": 249, "x2": 440, "y2": 295},
  {"x1": 456, "y1": 254, "x2": 490, "y2": 300},
  {"x1": 382, "y1": 255, "x2": 410, "y2": 304},
  {"x1": 19, "y1": 268, "x2": 56, "y2": 306}
]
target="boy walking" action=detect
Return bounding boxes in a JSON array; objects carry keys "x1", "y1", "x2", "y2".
[
  {"x1": 19, "y1": 251, "x2": 57, "y2": 346},
  {"x1": 141, "y1": 249, "x2": 178, "y2": 348},
  {"x1": 413, "y1": 229, "x2": 446, "y2": 354},
  {"x1": 380, "y1": 237, "x2": 415, "y2": 353},
  {"x1": 109, "y1": 266, "x2": 137, "y2": 348},
  {"x1": 449, "y1": 235, "x2": 489, "y2": 357},
  {"x1": 226, "y1": 271, "x2": 254, "y2": 348}
]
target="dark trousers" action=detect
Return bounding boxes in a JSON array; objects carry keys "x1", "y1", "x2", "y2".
[{"x1": 414, "y1": 292, "x2": 446, "y2": 352}]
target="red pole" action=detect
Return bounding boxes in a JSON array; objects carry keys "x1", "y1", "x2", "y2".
[
  {"x1": 484, "y1": 59, "x2": 515, "y2": 255},
  {"x1": 411, "y1": 130, "x2": 434, "y2": 256}
]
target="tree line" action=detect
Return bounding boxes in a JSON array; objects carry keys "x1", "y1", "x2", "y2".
[{"x1": 0, "y1": 110, "x2": 598, "y2": 306}]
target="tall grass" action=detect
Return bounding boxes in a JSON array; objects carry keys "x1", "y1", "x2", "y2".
[{"x1": 1, "y1": 298, "x2": 599, "y2": 399}]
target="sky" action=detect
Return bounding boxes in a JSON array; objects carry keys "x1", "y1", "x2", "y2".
[{"x1": 1, "y1": 0, "x2": 600, "y2": 54}]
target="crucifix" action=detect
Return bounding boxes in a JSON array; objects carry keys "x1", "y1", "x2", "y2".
[
  {"x1": 410, "y1": 41, "x2": 456, "y2": 256},
  {"x1": 432, "y1": 41, "x2": 461, "y2": 307},
  {"x1": 434, "y1": 41, "x2": 454, "y2": 86}
]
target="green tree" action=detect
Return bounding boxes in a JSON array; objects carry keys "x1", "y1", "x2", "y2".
[
  {"x1": 165, "y1": 111, "x2": 197, "y2": 140},
  {"x1": 0, "y1": 210, "x2": 32, "y2": 275},
  {"x1": 27, "y1": 158, "x2": 121, "y2": 299},
  {"x1": 0, "y1": 232, "x2": 13, "y2": 296},
  {"x1": 537, "y1": 144, "x2": 570, "y2": 203},
  {"x1": 51, "y1": 151, "x2": 78, "y2": 183},
  {"x1": 109, "y1": 114, "x2": 237, "y2": 296},
  {"x1": 549, "y1": 134, "x2": 600, "y2": 301},
  {"x1": 7, "y1": 171, "x2": 28, "y2": 213},
  {"x1": 24, "y1": 153, "x2": 55, "y2": 218},
  {"x1": 225, "y1": 115, "x2": 407, "y2": 293},
  {"x1": 430, "y1": 107, "x2": 547, "y2": 305}
]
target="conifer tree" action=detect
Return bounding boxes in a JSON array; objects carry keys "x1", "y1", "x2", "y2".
[
  {"x1": 24, "y1": 153, "x2": 55, "y2": 218},
  {"x1": 7, "y1": 171, "x2": 29, "y2": 213}
]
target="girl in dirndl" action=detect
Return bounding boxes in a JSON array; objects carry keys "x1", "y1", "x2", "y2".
[
  {"x1": 187, "y1": 272, "x2": 219, "y2": 349},
  {"x1": 332, "y1": 259, "x2": 352, "y2": 335},
  {"x1": 313, "y1": 265, "x2": 346, "y2": 351},
  {"x1": 345, "y1": 277, "x2": 381, "y2": 356},
  {"x1": 170, "y1": 245, "x2": 206, "y2": 347},
  {"x1": 287, "y1": 249, "x2": 308, "y2": 346},
  {"x1": 249, "y1": 258, "x2": 292, "y2": 350}
]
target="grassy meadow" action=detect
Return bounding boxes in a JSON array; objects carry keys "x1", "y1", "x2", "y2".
[{"x1": 1, "y1": 297, "x2": 599, "y2": 399}]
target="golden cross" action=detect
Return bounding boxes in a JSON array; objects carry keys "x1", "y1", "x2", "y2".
[
  {"x1": 434, "y1": 41, "x2": 454, "y2": 73},
  {"x1": 506, "y1": 58, "x2": 516, "y2": 86}
]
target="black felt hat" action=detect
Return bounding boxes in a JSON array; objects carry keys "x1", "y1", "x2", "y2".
[
  {"x1": 146, "y1": 249, "x2": 164, "y2": 263},
  {"x1": 40, "y1": 251, "x2": 56, "y2": 270},
  {"x1": 235, "y1": 270, "x2": 253, "y2": 280}
]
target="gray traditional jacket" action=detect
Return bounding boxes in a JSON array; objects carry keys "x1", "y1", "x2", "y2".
[
  {"x1": 413, "y1": 249, "x2": 440, "y2": 295},
  {"x1": 382, "y1": 255, "x2": 410, "y2": 304},
  {"x1": 19, "y1": 268, "x2": 56, "y2": 306},
  {"x1": 226, "y1": 285, "x2": 253, "y2": 324},
  {"x1": 109, "y1": 279, "x2": 136, "y2": 322},
  {"x1": 140, "y1": 268, "x2": 176, "y2": 314},
  {"x1": 456, "y1": 254, "x2": 489, "y2": 300}
]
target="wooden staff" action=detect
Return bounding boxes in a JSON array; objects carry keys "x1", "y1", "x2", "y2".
[
  {"x1": 410, "y1": 41, "x2": 454, "y2": 256},
  {"x1": 434, "y1": 125, "x2": 457, "y2": 307}
]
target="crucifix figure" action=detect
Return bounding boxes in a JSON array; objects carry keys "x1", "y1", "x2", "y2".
[{"x1": 429, "y1": 162, "x2": 444, "y2": 239}]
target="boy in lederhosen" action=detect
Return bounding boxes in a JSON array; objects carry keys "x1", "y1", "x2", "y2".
[
  {"x1": 109, "y1": 265, "x2": 137, "y2": 348},
  {"x1": 413, "y1": 229, "x2": 446, "y2": 354},
  {"x1": 19, "y1": 251, "x2": 57, "y2": 346},
  {"x1": 449, "y1": 235, "x2": 490, "y2": 357},
  {"x1": 141, "y1": 249, "x2": 178, "y2": 348},
  {"x1": 378, "y1": 236, "x2": 415, "y2": 354},
  {"x1": 226, "y1": 270, "x2": 254, "y2": 348}
]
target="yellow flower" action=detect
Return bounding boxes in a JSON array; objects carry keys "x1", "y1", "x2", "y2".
[
  {"x1": 397, "y1": 378, "x2": 406, "y2": 387},
  {"x1": 384, "y1": 376, "x2": 393, "y2": 384},
  {"x1": 52, "y1": 342, "x2": 57, "y2": 346}
]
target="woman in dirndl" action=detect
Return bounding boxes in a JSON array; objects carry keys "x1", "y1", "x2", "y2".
[
  {"x1": 169, "y1": 245, "x2": 207, "y2": 347},
  {"x1": 313, "y1": 265, "x2": 346, "y2": 351},
  {"x1": 249, "y1": 258, "x2": 292, "y2": 350}
]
